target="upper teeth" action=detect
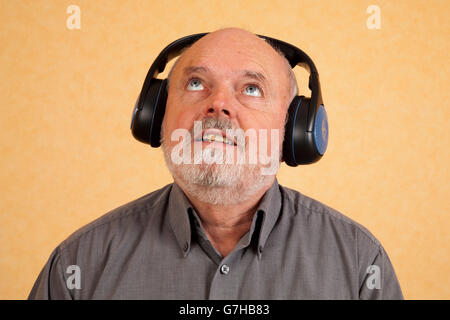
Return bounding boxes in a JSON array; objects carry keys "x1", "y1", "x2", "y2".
[{"x1": 202, "y1": 134, "x2": 234, "y2": 145}]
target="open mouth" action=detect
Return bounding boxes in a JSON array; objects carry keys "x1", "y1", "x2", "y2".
[{"x1": 193, "y1": 129, "x2": 237, "y2": 146}]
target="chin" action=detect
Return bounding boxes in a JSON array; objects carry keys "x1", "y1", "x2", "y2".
[
  {"x1": 171, "y1": 163, "x2": 272, "y2": 205},
  {"x1": 162, "y1": 140, "x2": 275, "y2": 205}
]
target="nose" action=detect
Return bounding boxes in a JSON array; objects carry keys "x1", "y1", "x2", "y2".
[{"x1": 204, "y1": 86, "x2": 236, "y2": 119}]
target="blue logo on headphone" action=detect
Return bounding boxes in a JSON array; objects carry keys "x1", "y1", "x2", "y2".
[{"x1": 313, "y1": 105, "x2": 328, "y2": 155}]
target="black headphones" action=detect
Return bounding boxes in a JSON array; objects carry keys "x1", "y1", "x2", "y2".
[{"x1": 130, "y1": 33, "x2": 328, "y2": 166}]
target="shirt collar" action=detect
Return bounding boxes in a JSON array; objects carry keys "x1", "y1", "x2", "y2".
[{"x1": 168, "y1": 178, "x2": 282, "y2": 258}]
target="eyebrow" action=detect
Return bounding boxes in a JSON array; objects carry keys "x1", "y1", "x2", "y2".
[
  {"x1": 241, "y1": 70, "x2": 267, "y2": 84},
  {"x1": 183, "y1": 66, "x2": 210, "y2": 75},
  {"x1": 182, "y1": 65, "x2": 269, "y2": 88}
]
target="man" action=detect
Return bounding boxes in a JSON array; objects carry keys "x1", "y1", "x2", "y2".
[{"x1": 29, "y1": 28, "x2": 403, "y2": 299}]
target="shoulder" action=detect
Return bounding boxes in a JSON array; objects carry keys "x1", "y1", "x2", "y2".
[
  {"x1": 279, "y1": 184, "x2": 383, "y2": 252},
  {"x1": 57, "y1": 183, "x2": 174, "y2": 253}
]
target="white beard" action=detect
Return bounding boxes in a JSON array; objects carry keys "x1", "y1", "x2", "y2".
[{"x1": 161, "y1": 117, "x2": 279, "y2": 205}]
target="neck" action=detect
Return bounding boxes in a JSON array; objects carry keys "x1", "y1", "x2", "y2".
[{"x1": 176, "y1": 177, "x2": 275, "y2": 257}]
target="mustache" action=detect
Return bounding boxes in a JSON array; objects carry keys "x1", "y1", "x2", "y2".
[
  {"x1": 160, "y1": 117, "x2": 239, "y2": 146},
  {"x1": 190, "y1": 117, "x2": 239, "y2": 135},
  {"x1": 160, "y1": 116, "x2": 246, "y2": 151},
  {"x1": 190, "y1": 117, "x2": 246, "y2": 149}
]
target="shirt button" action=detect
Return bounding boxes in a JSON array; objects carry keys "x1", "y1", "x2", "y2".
[{"x1": 220, "y1": 264, "x2": 230, "y2": 275}]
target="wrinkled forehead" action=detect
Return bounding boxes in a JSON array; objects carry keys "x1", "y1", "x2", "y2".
[{"x1": 174, "y1": 31, "x2": 287, "y2": 81}]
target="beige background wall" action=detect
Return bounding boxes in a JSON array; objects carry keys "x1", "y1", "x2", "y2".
[{"x1": 0, "y1": 0, "x2": 448, "y2": 299}]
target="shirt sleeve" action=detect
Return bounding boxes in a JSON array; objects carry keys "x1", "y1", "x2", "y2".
[
  {"x1": 28, "y1": 247, "x2": 73, "y2": 300},
  {"x1": 357, "y1": 234, "x2": 404, "y2": 300}
]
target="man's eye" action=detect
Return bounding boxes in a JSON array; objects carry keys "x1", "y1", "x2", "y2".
[
  {"x1": 187, "y1": 79, "x2": 204, "y2": 91},
  {"x1": 244, "y1": 85, "x2": 262, "y2": 97}
]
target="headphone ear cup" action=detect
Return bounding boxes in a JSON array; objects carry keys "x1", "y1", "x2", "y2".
[
  {"x1": 283, "y1": 96, "x2": 328, "y2": 166},
  {"x1": 282, "y1": 96, "x2": 305, "y2": 167},
  {"x1": 131, "y1": 79, "x2": 168, "y2": 147}
]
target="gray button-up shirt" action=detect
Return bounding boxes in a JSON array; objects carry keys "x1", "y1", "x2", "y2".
[{"x1": 28, "y1": 179, "x2": 403, "y2": 299}]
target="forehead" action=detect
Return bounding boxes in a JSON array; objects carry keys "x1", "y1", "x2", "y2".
[{"x1": 174, "y1": 31, "x2": 287, "y2": 82}]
